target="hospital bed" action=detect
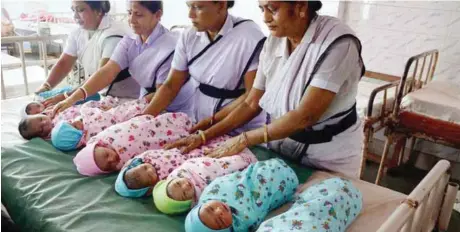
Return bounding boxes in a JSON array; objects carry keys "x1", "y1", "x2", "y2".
[
  {"x1": 1, "y1": 32, "x2": 457, "y2": 231},
  {"x1": 372, "y1": 50, "x2": 460, "y2": 188},
  {"x1": 1, "y1": 97, "x2": 458, "y2": 232}
]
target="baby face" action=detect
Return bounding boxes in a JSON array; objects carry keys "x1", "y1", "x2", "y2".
[
  {"x1": 167, "y1": 178, "x2": 195, "y2": 201},
  {"x1": 25, "y1": 114, "x2": 53, "y2": 138},
  {"x1": 93, "y1": 146, "x2": 120, "y2": 172},
  {"x1": 125, "y1": 163, "x2": 158, "y2": 189},
  {"x1": 199, "y1": 200, "x2": 232, "y2": 230},
  {"x1": 26, "y1": 102, "x2": 45, "y2": 115}
]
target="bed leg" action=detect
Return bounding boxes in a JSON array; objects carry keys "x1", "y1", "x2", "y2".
[
  {"x1": 359, "y1": 126, "x2": 372, "y2": 179},
  {"x1": 438, "y1": 182, "x2": 459, "y2": 231},
  {"x1": 376, "y1": 135, "x2": 393, "y2": 185},
  {"x1": 397, "y1": 137, "x2": 408, "y2": 166}
]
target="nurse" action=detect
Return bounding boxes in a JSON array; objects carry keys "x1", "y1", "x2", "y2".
[
  {"x1": 173, "y1": 1, "x2": 365, "y2": 178},
  {"x1": 142, "y1": 1, "x2": 266, "y2": 130},
  {"x1": 36, "y1": 0, "x2": 140, "y2": 105},
  {"x1": 53, "y1": 1, "x2": 194, "y2": 116}
]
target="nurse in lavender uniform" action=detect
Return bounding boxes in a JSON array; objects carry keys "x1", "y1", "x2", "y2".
[{"x1": 53, "y1": 1, "x2": 195, "y2": 116}]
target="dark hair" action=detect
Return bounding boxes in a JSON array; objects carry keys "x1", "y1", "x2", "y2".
[
  {"x1": 308, "y1": 1, "x2": 322, "y2": 14},
  {"x1": 84, "y1": 1, "x2": 111, "y2": 15},
  {"x1": 227, "y1": 1, "x2": 235, "y2": 8},
  {"x1": 18, "y1": 118, "x2": 32, "y2": 140},
  {"x1": 213, "y1": 1, "x2": 235, "y2": 9},
  {"x1": 137, "y1": 1, "x2": 163, "y2": 14}
]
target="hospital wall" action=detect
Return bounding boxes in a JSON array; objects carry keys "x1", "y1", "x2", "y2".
[{"x1": 343, "y1": 1, "x2": 460, "y2": 83}]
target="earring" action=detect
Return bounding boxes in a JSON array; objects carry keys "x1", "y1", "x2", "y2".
[{"x1": 300, "y1": 12, "x2": 305, "y2": 18}]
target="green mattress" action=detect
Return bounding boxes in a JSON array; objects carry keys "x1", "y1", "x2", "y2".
[{"x1": 1, "y1": 138, "x2": 313, "y2": 232}]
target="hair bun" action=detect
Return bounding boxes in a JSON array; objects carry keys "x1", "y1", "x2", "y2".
[
  {"x1": 309, "y1": 1, "x2": 322, "y2": 12},
  {"x1": 101, "y1": 1, "x2": 111, "y2": 13}
]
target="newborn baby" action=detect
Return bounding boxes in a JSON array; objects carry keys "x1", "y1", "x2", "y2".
[
  {"x1": 18, "y1": 96, "x2": 118, "y2": 140},
  {"x1": 257, "y1": 178, "x2": 363, "y2": 232},
  {"x1": 50, "y1": 98, "x2": 148, "y2": 151},
  {"x1": 185, "y1": 158, "x2": 299, "y2": 232},
  {"x1": 23, "y1": 86, "x2": 101, "y2": 117},
  {"x1": 114, "y1": 136, "x2": 230, "y2": 198},
  {"x1": 152, "y1": 147, "x2": 258, "y2": 215},
  {"x1": 73, "y1": 113, "x2": 192, "y2": 176}
]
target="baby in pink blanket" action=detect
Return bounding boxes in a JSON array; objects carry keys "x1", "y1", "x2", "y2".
[
  {"x1": 18, "y1": 96, "x2": 118, "y2": 140},
  {"x1": 152, "y1": 148, "x2": 257, "y2": 214},
  {"x1": 74, "y1": 113, "x2": 192, "y2": 176},
  {"x1": 114, "y1": 136, "x2": 231, "y2": 198},
  {"x1": 50, "y1": 98, "x2": 148, "y2": 151}
]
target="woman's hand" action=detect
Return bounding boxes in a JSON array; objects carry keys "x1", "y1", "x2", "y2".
[
  {"x1": 163, "y1": 134, "x2": 203, "y2": 154},
  {"x1": 206, "y1": 135, "x2": 247, "y2": 158},
  {"x1": 52, "y1": 99, "x2": 73, "y2": 117},
  {"x1": 35, "y1": 83, "x2": 51, "y2": 94},
  {"x1": 189, "y1": 118, "x2": 212, "y2": 134},
  {"x1": 42, "y1": 94, "x2": 66, "y2": 108}
]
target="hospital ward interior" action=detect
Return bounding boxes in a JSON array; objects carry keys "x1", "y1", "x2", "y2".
[{"x1": 1, "y1": 0, "x2": 460, "y2": 231}]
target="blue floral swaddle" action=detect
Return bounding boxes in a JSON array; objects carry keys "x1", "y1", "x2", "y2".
[
  {"x1": 35, "y1": 86, "x2": 100, "y2": 104},
  {"x1": 185, "y1": 158, "x2": 299, "y2": 232},
  {"x1": 257, "y1": 177, "x2": 363, "y2": 232}
]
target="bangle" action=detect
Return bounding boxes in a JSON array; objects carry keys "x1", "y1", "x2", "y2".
[
  {"x1": 263, "y1": 124, "x2": 269, "y2": 143},
  {"x1": 43, "y1": 82, "x2": 52, "y2": 90},
  {"x1": 198, "y1": 130, "x2": 206, "y2": 145},
  {"x1": 79, "y1": 87, "x2": 88, "y2": 100},
  {"x1": 63, "y1": 92, "x2": 69, "y2": 99},
  {"x1": 241, "y1": 132, "x2": 250, "y2": 147}
]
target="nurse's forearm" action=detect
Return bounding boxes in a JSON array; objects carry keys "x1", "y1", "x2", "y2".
[
  {"x1": 66, "y1": 61, "x2": 119, "y2": 103},
  {"x1": 143, "y1": 81, "x2": 180, "y2": 117},
  {"x1": 213, "y1": 93, "x2": 247, "y2": 122},
  {"x1": 143, "y1": 70, "x2": 188, "y2": 116},
  {"x1": 46, "y1": 54, "x2": 77, "y2": 87},
  {"x1": 204, "y1": 100, "x2": 261, "y2": 141},
  {"x1": 245, "y1": 110, "x2": 313, "y2": 146}
]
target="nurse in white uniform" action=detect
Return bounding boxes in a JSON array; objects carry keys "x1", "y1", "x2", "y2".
[
  {"x1": 36, "y1": 0, "x2": 139, "y2": 105},
  {"x1": 194, "y1": 1, "x2": 365, "y2": 178},
  {"x1": 142, "y1": 0, "x2": 267, "y2": 152},
  {"x1": 52, "y1": 1, "x2": 194, "y2": 116}
]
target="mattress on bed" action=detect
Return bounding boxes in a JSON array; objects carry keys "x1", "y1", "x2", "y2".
[
  {"x1": 357, "y1": 77, "x2": 396, "y2": 118},
  {"x1": 1, "y1": 95, "x2": 33, "y2": 148},
  {"x1": 401, "y1": 80, "x2": 460, "y2": 124},
  {"x1": 267, "y1": 171, "x2": 407, "y2": 232},
  {"x1": 1, "y1": 139, "x2": 313, "y2": 232}
]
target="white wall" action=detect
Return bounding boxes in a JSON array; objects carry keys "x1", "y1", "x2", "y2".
[{"x1": 344, "y1": 1, "x2": 460, "y2": 83}]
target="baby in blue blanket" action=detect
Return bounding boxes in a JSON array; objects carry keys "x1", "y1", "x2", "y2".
[
  {"x1": 185, "y1": 158, "x2": 299, "y2": 232},
  {"x1": 257, "y1": 177, "x2": 363, "y2": 232}
]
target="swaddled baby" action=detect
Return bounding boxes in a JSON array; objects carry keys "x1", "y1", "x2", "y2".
[
  {"x1": 114, "y1": 136, "x2": 230, "y2": 198},
  {"x1": 73, "y1": 113, "x2": 192, "y2": 176},
  {"x1": 185, "y1": 158, "x2": 299, "y2": 232},
  {"x1": 18, "y1": 96, "x2": 118, "y2": 140},
  {"x1": 23, "y1": 86, "x2": 101, "y2": 117},
  {"x1": 50, "y1": 98, "x2": 148, "y2": 151},
  {"x1": 152, "y1": 148, "x2": 258, "y2": 215},
  {"x1": 257, "y1": 177, "x2": 363, "y2": 232}
]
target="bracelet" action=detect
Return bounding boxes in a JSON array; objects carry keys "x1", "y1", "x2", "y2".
[
  {"x1": 241, "y1": 132, "x2": 250, "y2": 147},
  {"x1": 63, "y1": 91, "x2": 69, "y2": 99},
  {"x1": 263, "y1": 124, "x2": 269, "y2": 143},
  {"x1": 79, "y1": 87, "x2": 88, "y2": 100},
  {"x1": 43, "y1": 82, "x2": 52, "y2": 90},
  {"x1": 198, "y1": 130, "x2": 206, "y2": 145}
]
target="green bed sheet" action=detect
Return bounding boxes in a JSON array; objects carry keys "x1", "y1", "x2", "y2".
[{"x1": 1, "y1": 138, "x2": 313, "y2": 232}]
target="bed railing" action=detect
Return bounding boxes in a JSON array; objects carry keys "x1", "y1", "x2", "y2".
[
  {"x1": 374, "y1": 50, "x2": 440, "y2": 185},
  {"x1": 1, "y1": 34, "x2": 68, "y2": 99},
  {"x1": 359, "y1": 71, "x2": 401, "y2": 178},
  {"x1": 377, "y1": 159, "x2": 458, "y2": 232}
]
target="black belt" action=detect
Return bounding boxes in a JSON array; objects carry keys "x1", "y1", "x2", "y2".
[
  {"x1": 289, "y1": 103, "x2": 357, "y2": 145},
  {"x1": 199, "y1": 83, "x2": 245, "y2": 99},
  {"x1": 105, "y1": 68, "x2": 131, "y2": 96}
]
